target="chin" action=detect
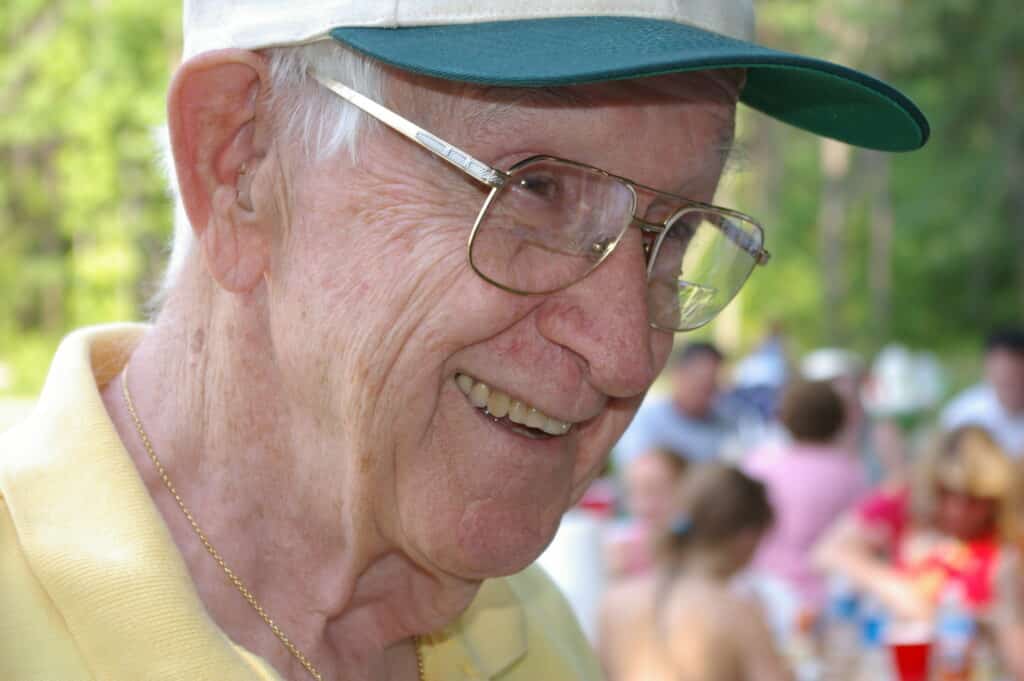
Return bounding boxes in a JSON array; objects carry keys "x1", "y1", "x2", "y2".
[
  {"x1": 421, "y1": 500, "x2": 567, "y2": 580},
  {"x1": 400, "y1": 386, "x2": 585, "y2": 579}
]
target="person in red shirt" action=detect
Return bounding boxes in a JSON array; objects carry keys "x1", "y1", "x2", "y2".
[{"x1": 814, "y1": 426, "x2": 1020, "y2": 619}]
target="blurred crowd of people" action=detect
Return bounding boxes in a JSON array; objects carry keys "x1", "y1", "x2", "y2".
[{"x1": 537, "y1": 327, "x2": 1024, "y2": 681}]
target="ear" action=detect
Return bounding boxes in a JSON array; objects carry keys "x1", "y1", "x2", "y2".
[{"x1": 167, "y1": 49, "x2": 271, "y2": 293}]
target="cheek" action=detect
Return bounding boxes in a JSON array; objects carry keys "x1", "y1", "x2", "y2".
[
  {"x1": 970, "y1": 501, "x2": 997, "y2": 525},
  {"x1": 398, "y1": 389, "x2": 575, "y2": 577},
  {"x1": 938, "y1": 499, "x2": 991, "y2": 533},
  {"x1": 273, "y1": 172, "x2": 476, "y2": 384},
  {"x1": 266, "y1": 177, "x2": 520, "y2": 504},
  {"x1": 652, "y1": 330, "x2": 674, "y2": 369}
]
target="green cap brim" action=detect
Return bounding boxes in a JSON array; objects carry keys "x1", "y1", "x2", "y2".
[{"x1": 330, "y1": 17, "x2": 929, "y2": 152}]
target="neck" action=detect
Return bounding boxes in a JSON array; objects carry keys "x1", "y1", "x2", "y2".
[
  {"x1": 670, "y1": 546, "x2": 742, "y2": 582},
  {"x1": 101, "y1": 273, "x2": 478, "y2": 680}
]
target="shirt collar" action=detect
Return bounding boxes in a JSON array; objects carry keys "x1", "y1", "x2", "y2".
[
  {"x1": 0, "y1": 325, "x2": 287, "y2": 679},
  {"x1": 433, "y1": 576, "x2": 528, "y2": 679}
]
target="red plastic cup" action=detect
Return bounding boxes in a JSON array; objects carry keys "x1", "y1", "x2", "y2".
[{"x1": 888, "y1": 622, "x2": 933, "y2": 681}]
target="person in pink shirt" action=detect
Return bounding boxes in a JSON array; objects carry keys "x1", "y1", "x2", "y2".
[{"x1": 744, "y1": 380, "x2": 868, "y2": 609}]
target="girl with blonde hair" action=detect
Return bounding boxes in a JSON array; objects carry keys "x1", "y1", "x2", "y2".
[{"x1": 815, "y1": 425, "x2": 1021, "y2": 619}]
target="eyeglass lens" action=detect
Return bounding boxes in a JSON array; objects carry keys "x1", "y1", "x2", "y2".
[
  {"x1": 646, "y1": 210, "x2": 759, "y2": 330},
  {"x1": 469, "y1": 157, "x2": 761, "y2": 331}
]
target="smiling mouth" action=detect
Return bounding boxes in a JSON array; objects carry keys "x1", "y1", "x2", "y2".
[{"x1": 455, "y1": 373, "x2": 573, "y2": 438}]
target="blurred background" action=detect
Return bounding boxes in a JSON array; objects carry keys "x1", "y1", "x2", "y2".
[{"x1": 0, "y1": 0, "x2": 1020, "y2": 407}]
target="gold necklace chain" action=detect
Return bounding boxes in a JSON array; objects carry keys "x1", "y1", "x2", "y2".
[{"x1": 120, "y1": 365, "x2": 426, "y2": 681}]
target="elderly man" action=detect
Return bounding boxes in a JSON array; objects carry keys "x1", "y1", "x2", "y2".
[{"x1": 0, "y1": 2, "x2": 926, "y2": 680}]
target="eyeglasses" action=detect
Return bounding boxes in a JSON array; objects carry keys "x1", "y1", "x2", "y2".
[{"x1": 310, "y1": 70, "x2": 770, "y2": 332}]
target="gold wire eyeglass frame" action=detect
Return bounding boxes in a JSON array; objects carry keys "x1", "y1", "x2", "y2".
[{"x1": 309, "y1": 69, "x2": 771, "y2": 332}]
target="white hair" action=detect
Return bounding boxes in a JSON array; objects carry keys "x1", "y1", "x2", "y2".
[{"x1": 155, "y1": 41, "x2": 384, "y2": 303}]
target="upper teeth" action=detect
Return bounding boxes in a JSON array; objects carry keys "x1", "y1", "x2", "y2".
[{"x1": 455, "y1": 373, "x2": 573, "y2": 436}]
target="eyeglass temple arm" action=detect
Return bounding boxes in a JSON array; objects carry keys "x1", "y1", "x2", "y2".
[
  {"x1": 309, "y1": 70, "x2": 507, "y2": 189},
  {"x1": 636, "y1": 216, "x2": 771, "y2": 265},
  {"x1": 718, "y1": 217, "x2": 771, "y2": 265}
]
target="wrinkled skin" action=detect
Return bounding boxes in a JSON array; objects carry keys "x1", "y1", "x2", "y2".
[
  {"x1": 114, "y1": 51, "x2": 743, "y2": 680},
  {"x1": 265, "y1": 69, "x2": 742, "y2": 579}
]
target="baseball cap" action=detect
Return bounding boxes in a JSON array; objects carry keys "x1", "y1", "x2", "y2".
[{"x1": 183, "y1": 1, "x2": 929, "y2": 152}]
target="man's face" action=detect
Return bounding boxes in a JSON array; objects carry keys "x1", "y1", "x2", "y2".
[
  {"x1": 986, "y1": 348, "x2": 1024, "y2": 414},
  {"x1": 265, "y1": 69, "x2": 740, "y2": 579},
  {"x1": 672, "y1": 353, "x2": 722, "y2": 419}
]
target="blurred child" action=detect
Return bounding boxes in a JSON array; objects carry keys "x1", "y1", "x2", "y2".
[
  {"x1": 745, "y1": 380, "x2": 868, "y2": 609},
  {"x1": 815, "y1": 425, "x2": 1020, "y2": 620},
  {"x1": 599, "y1": 464, "x2": 792, "y2": 681},
  {"x1": 606, "y1": 446, "x2": 689, "y2": 578}
]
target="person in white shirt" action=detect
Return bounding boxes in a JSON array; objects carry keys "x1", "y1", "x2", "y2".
[
  {"x1": 615, "y1": 343, "x2": 735, "y2": 466},
  {"x1": 942, "y1": 329, "x2": 1024, "y2": 458}
]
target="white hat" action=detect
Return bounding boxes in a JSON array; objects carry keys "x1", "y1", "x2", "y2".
[
  {"x1": 184, "y1": 1, "x2": 755, "y2": 58},
  {"x1": 801, "y1": 348, "x2": 866, "y2": 382}
]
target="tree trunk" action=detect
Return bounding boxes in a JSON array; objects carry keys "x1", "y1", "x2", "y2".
[
  {"x1": 999, "y1": 62, "x2": 1024, "y2": 313},
  {"x1": 814, "y1": 1, "x2": 865, "y2": 346},
  {"x1": 818, "y1": 138, "x2": 852, "y2": 344},
  {"x1": 864, "y1": 150, "x2": 893, "y2": 340}
]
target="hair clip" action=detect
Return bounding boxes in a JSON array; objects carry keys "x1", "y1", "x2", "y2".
[{"x1": 671, "y1": 515, "x2": 693, "y2": 537}]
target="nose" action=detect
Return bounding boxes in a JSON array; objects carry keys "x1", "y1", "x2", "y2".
[{"x1": 534, "y1": 228, "x2": 670, "y2": 398}]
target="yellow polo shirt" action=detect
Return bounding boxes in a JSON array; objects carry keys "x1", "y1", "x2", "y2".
[{"x1": 0, "y1": 325, "x2": 602, "y2": 681}]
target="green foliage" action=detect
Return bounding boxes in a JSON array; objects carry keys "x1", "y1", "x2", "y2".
[
  {"x1": 725, "y1": 0, "x2": 1024, "y2": 361},
  {"x1": 0, "y1": 0, "x2": 180, "y2": 394}
]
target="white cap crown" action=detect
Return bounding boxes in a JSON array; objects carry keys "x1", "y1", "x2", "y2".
[{"x1": 183, "y1": 0, "x2": 755, "y2": 60}]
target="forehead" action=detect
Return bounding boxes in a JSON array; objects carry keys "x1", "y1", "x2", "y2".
[
  {"x1": 474, "y1": 70, "x2": 740, "y2": 134},
  {"x1": 625, "y1": 460, "x2": 670, "y2": 487},
  {"x1": 394, "y1": 69, "x2": 742, "y2": 193}
]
